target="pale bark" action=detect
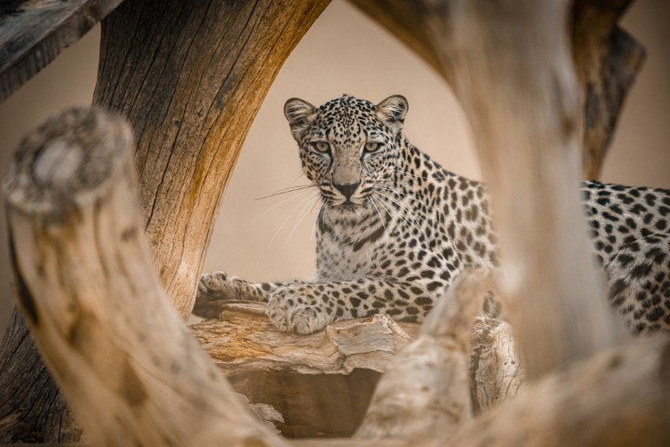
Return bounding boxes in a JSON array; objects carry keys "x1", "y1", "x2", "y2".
[
  {"x1": 3, "y1": 108, "x2": 285, "y2": 447},
  {"x1": 355, "y1": 269, "x2": 491, "y2": 441},
  {"x1": 469, "y1": 316, "x2": 523, "y2": 414},
  {"x1": 440, "y1": 334, "x2": 670, "y2": 447},
  {"x1": 419, "y1": 0, "x2": 623, "y2": 378}
]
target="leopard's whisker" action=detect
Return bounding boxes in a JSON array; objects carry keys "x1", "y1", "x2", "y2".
[
  {"x1": 374, "y1": 190, "x2": 418, "y2": 221},
  {"x1": 267, "y1": 191, "x2": 319, "y2": 250},
  {"x1": 255, "y1": 187, "x2": 318, "y2": 219},
  {"x1": 288, "y1": 193, "x2": 321, "y2": 242},
  {"x1": 373, "y1": 194, "x2": 414, "y2": 229},
  {"x1": 369, "y1": 197, "x2": 387, "y2": 233},
  {"x1": 254, "y1": 184, "x2": 317, "y2": 201}
]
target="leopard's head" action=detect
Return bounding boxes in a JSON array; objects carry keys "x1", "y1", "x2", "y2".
[{"x1": 284, "y1": 94, "x2": 407, "y2": 212}]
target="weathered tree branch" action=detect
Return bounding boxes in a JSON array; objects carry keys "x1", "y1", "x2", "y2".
[
  {"x1": 571, "y1": 0, "x2": 646, "y2": 179},
  {"x1": 0, "y1": 0, "x2": 331, "y2": 440},
  {"x1": 0, "y1": 311, "x2": 80, "y2": 443},
  {"x1": 440, "y1": 334, "x2": 670, "y2": 447},
  {"x1": 419, "y1": 0, "x2": 622, "y2": 378},
  {"x1": 93, "y1": 0, "x2": 330, "y2": 319},
  {"x1": 347, "y1": 0, "x2": 645, "y2": 180},
  {"x1": 355, "y1": 269, "x2": 492, "y2": 441},
  {"x1": 3, "y1": 108, "x2": 285, "y2": 446},
  {"x1": 468, "y1": 316, "x2": 523, "y2": 415},
  {"x1": 0, "y1": 0, "x2": 124, "y2": 103},
  {"x1": 193, "y1": 302, "x2": 416, "y2": 375}
]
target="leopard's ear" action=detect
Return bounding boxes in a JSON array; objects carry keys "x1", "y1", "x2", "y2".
[
  {"x1": 376, "y1": 95, "x2": 408, "y2": 132},
  {"x1": 284, "y1": 98, "x2": 316, "y2": 140}
]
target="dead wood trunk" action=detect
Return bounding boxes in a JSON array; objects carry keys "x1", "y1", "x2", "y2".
[
  {"x1": 3, "y1": 108, "x2": 285, "y2": 447},
  {"x1": 0, "y1": 0, "x2": 329, "y2": 441},
  {"x1": 93, "y1": 0, "x2": 330, "y2": 319},
  {"x1": 0, "y1": 0, "x2": 124, "y2": 103},
  {"x1": 420, "y1": 0, "x2": 622, "y2": 378}
]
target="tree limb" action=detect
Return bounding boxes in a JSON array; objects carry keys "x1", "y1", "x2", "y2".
[{"x1": 3, "y1": 108, "x2": 285, "y2": 446}]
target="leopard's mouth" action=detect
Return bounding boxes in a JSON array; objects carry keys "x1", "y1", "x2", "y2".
[
  {"x1": 337, "y1": 202, "x2": 358, "y2": 212},
  {"x1": 328, "y1": 197, "x2": 371, "y2": 213}
]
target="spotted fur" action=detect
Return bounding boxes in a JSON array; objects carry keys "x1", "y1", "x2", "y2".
[{"x1": 197, "y1": 94, "x2": 670, "y2": 335}]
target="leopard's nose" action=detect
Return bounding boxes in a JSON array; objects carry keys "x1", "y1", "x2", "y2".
[{"x1": 333, "y1": 181, "x2": 360, "y2": 199}]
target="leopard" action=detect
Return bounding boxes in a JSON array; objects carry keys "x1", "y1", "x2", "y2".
[{"x1": 195, "y1": 94, "x2": 670, "y2": 336}]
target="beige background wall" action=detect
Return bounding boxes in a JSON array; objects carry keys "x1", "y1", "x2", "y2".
[{"x1": 0, "y1": 0, "x2": 668, "y2": 332}]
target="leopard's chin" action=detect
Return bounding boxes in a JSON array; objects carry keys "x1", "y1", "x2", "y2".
[{"x1": 329, "y1": 200, "x2": 368, "y2": 214}]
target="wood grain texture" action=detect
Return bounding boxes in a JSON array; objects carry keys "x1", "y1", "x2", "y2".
[
  {"x1": 92, "y1": 0, "x2": 331, "y2": 320},
  {"x1": 0, "y1": 310, "x2": 80, "y2": 443},
  {"x1": 2, "y1": 107, "x2": 286, "y2": 446},
  {"x1": 0, "y1": 0, "x2": 123, "y2": 103},
  {"x1": 193, "y1": 302, "x2": 417, "y2": 375},
  {"x1": 418, "y1": 0, "x2": 623, "y2": 378},
  {"x1": 468, "y1": 316, "x2": 523, "y2": 414}
]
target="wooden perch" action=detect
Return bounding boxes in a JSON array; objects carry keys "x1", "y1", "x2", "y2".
[
  {"x1": 0, "y1": 0, "x2": 124, "y2": 103},
  {"x1": 2, "y1": 108, "x2": 285, "y2": 447},
  {"x1": 193, "y1": 302, "x2": 417, "y2": 375},
  {"x1": 192, "y1": 303, "x2": 417, "y2": 438}
]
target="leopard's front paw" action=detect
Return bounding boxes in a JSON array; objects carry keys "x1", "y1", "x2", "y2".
[
  {"x1": 194, "y1": 271, "x2": 245, "y2": 318},
  {"x1": 267, "y1": 288, "x2": 334, "y2": 334},
  {"x1": 198, "y1": 271, "x2": 237, "y2": 300}
]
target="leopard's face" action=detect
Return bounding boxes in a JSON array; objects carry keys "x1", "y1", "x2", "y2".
[{"x1": 284, "y1": 94, "x2": 408, "y2": 213}]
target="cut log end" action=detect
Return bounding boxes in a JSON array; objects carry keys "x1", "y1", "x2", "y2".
[
  {"x1": 3, "y1": 107, "x2": 133, "y2": 217},
  {"x1": 3, "y1": 108, "x2": 282, "y2": 446}
]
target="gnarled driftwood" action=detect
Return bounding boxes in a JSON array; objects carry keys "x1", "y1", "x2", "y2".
[
  {"x1": 3, "y1": 0, "x2": 669, "y2": 446},
  {"x1": 0, "y1": 0, "x2": 330, "y2": 441}
]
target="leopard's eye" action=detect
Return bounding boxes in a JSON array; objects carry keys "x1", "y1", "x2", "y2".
[
  {"x1": 311, "y1": 141, "x2": 330, "y2": 153},
  {"x1": 364, "y1": 141, "x2": 381, "y2": 152}
]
